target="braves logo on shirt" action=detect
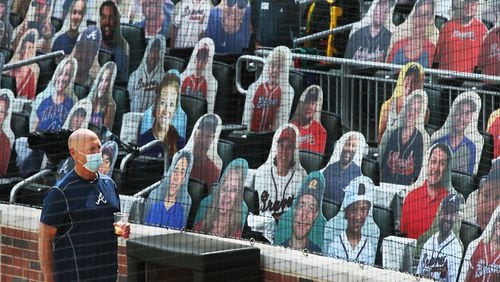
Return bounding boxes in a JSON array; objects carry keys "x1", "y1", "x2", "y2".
[{"x1": 259, "y1": 190, "x2": 294, "y2": 219}]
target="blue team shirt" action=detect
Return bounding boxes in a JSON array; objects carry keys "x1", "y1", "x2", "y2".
[
  {"x1": 323, "y1": 161, "x2": 361, "y2": 205},
  {"x1": 40, "y1": 170, "x2": 120, "y2": 282},
  {"x1": 36, "y1": 96, "x2": 74, "y2": 131}
]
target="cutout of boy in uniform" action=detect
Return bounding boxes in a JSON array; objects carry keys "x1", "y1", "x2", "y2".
[
  {"x1": 380, "y1": 90, "x2": 430, "y2": 186},
  {"x1": 325, "y1": 176, "x2": 380, "y2": 265},
  {"x1": 0, "y1": 90, "x2": 15, "y2": 177},
  {"x1": 30, "y1": 57, "x2": 78, "y2": 132},
  {"x1": 70, "y1": 25, "x2": 102, "y2": 87},
  {"x1": 184, "y1": 113, "x2": 223, "y2": 189},
  {"x1": 345, "y1": 0, "x2": 393, "y2": 63},
  {"x1": 290, "y1": 85, "x2": 327, "y2": 154},
  {"x1": 249, "y1": 124, "x2": 307, "y2": 243},
  {"x1": 432, "y1": 92, "x2": 483, "y2": 175},
  {"x1": 322, "y1": 132, "x2": 367, "y2": 205},
  {"x1": 416, "y1": 193, "x2": 464, "y2": 282},
  {"x1": 242, "y1": 46, "x2": 293, "y2": 132},
  {"x1": 128, "y1": 35, "x2": 166, "y2": 113},
  {"x1": 194, "y1": 158, "x2": 249, "y2": 238},
  {"x1": 180, "y1": 38, "x2": 217, "y2": 113},
  {"x1": 275, "y1": 171, "x2": 326, "y2": 254},
  {"x1": 141, "y1": 150, "x2": 194, "y2": 229},
  {"x1": 6, "y1": 29, "x2": 39, "y2": 100}
]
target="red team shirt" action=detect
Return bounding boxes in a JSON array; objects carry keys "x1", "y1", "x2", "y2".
[
  {"x1": 400, "y1": 181, "x2": 449, "y2": 239},
  {"x1": 250, "y1": 83, "x2": 281, "y2": 132},
  {"x1": 292, "y1": 119, "x2": 327, "y2": 154},
  {"x1": 434, "y1": 19, "x2": 487, "y2": 73},
  {"x1": 181, "y1": 74, "x2": 208, "y2": 100},
  {"x1": 488, "y1": 116, "x2": 500, "y2": 159},
  {"x1": 478, "y1": 26, "x2": 500, "y2": 76},
  {"x1": 467, "y1": 240, "x2": 500, "y2": 282}
]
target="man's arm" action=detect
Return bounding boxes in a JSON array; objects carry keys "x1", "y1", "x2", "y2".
[{"x1": 39, "y1": 222, "x2": 57, "y2": 282}]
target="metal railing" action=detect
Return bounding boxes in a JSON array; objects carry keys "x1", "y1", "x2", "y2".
[{"x1": 3, "y1": 50, "x2": 64, "y2": 71}]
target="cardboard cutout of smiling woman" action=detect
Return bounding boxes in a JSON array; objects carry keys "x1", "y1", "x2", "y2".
[
  {"x1": 0, "y1": 0, "x2": 13, "y2": 49},
  {"x1": 289, "y1": 85, "x2": 327, "y2": 154},
  {"x1": 242, "y1": 46, "x2": 293, "y2": 132},
  {"x1": 6, "y1": 28, "x2": 39, "y2": 100},
  {"x1": 128, "y1": 35, "x2": 166, "y2": 113},
  {"x1": 321, "y1": 131, "x2": 368, "y2": 205},
  {"x1": 248, "y1": 124, "x2": 307, "y2": 243},
  {"x1": 194, "y1": 158, "x2": 249, "y2": 238},
  {"x1": 0, "y1": 89, "x2": 15, "y2": 177},
  {"x1": 29, "y1": 57, "x2": 78, "y2": 133},
  {"x1": 379, "y1": 90, "x2": 430, "y2": 186},
  {"x1": 324, "y1": 176, "x2": 380, "y2": 265},
  {"x1": 386, "y1": 0, "x2": 439, "y2": 68},
  {"x1": 378, "y1": 62, "x2": 425, "y2": 143},
  {"x1": 85, "y1": 61, "x2": 117, "y2": 130},
  {"x1": 275, "y1": 171, "x2": 327, "y2": 254},
  {"x1": 415, "y1": 192, "x2": 465, "y2": 282},
  {"x1": 459, "y1": 205, "x2": 500, "y2": 282},
  {"x1": 139, "y1": 70, "x2": 187, "y2": 157},
  {"x1": 431, "y1": 91, "x2": 483, "y2": 175},
  {"x1": 11, "y1": 0, "x2": 55, "y2": 53},
  {"x1": 180, "y1": 38, "x2": 217, "y2": 113},
  {"x1": 183, "y1": 113, "x2": 223, "y2": 189},
  {"x1": 142, "y1": 149, "x2": 194, "y2": 229},
  {"x1": 344, "y1": 0, "x2": 395, "y2": 63},
  {"x1": 52, "y1": 0, "x2": 88, "y2": 56},
  {"x1": 70, "y1": 25, "x2": 102, "y2": 87}
]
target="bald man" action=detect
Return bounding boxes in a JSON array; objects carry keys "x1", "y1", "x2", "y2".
[{"x1": 39, "y1": 129, "x2": 129, "y2": 282}]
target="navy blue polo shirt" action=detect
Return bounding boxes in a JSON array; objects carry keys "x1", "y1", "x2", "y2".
[{"x1": 40, "y1": 170, "x2": 120, "y2": 282}]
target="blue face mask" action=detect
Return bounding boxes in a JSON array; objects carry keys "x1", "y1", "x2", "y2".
[{"x1": 77, "y1": 150, "x2": 103, "y2": 173}]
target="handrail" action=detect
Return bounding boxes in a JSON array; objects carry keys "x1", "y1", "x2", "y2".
[
  {"x1": 133, "y1": 180, "x2": 162, "y2": 198},
  {"x1": 254, "y1": 49, "x2": 500, "y2": 84},
  {"x1": 235, "y1": 55, "x2": 265, "y2": 95},
  {"x1": 10, "y1": 169, "x2": 57, "y2": 204},
  {"x1": 3, "y1": 51, "x2": 65, "y2": 71},
  {"x1": 119, "y1": 140, "x2": 170, "y2": 178},
  {"x1": 293, "y1": 23, "x2": 355, "y2": 45}
]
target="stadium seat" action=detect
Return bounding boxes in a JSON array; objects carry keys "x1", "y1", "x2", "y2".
[
  {"x1": 0, "y1": 47, "x2": 13, "y2": 62},
  {"x1": 164, "y1": 55, "x2": 186, "y2": 72},
  {"x1": 9, "y1": 13, "x2": 22, "y2": 29},
  {"x1": 1, "y1": 74, "x2": 17, "y2": 95},
  {"x1": 289, "y1": 70, "x2": 305, "y2": 117},
  {"x1": 35, "y1": 51, "x2": 56, "y2": 94},
  {"x1": 451, "y1": 170, "x2": 478, "y2": 200},
  {"x1": 120, "y1": 23, "x2": 146, "y2": 74},
  {"x1": 180, "y1": 94, "x2": 207, "y2": 140},
  {"x1": 10, "y1": 112, "x2": 28, "y2": 138},
  {"x1": 73, "y1": 83, "x2": 89, "y2": 100},
  {"x1": 299, "y1": 150, "x2": 324, "y2": 173},
  {"x1": 362, "y1": 157, "x2": 380, "y2": 186},
  {"x1": 373, "y1": 204, "x2": 395, "y2": 266},
  {"x1": 112, "y1": 86, "x2": 131, "y2": 135},
  {"x1": 320, "y1": 110, "x2": 343, "y2": 162},
  {"x1": 425, "y1": 86, "x2": 445, "y2": 129},
  {"x1": 217, "y1": 139, "x2": 235, "y2": 172},
  {"x1": 213, "y1": 60, "x2": 243, "y2": 124},
  {"x1": 322, "y1": 198, "x2": 340, "y2": 221},
  {"x1": 168, "y1": 47, "x2": 194, "y2": 60},
  {"x1": 459, "y1": 220, "x2": 481, "y2": 253},
  {"x1": 185, "y1": 177, "x2": 208, "y2": 230},
  {"x1": 51, "y1": 17, "x2": 63, "y2": 32},
  {"x1": 477, "y1": 131, "x2": 494, "y2": 177},
  {"x1": 226, "y1": 130, "x2": 274, "y2": 169},
  {"x1": 98, "y1": 48, "x2": 113, "y2": 66},
  {"x1": 118, "y1": 155, "x2": 165, "y2": 195},
  {"x1": 244, "y1": 186, "x2": 259, "y2": 215}
]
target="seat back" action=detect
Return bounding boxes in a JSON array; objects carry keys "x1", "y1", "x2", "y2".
[
  {"x1": 320, "y1": 111, "x2": 342, "y2": 161},
  {"x1": 459, "y1": 220, "x2": 481, "y2": 253},
  {"x1": 299, "y1": 150, "x2": 324, "y2": 173},
  {"x1": 451, "y1": 170, "x2": 478, "y2": 200},
  {"x1": 120, "y1": 156, "x2": 165, "y2": 195},
  {"x1": 112, "y1": 86, "x2": 131, "y2": 135},
  {"x1": 478, "y1": 131, "x2": 494, "y2": 177},
  {"x1": 74, "y1": 83, "x2": 89, "y2": 100},
  {"x1": 243, "y1": 186, "x2": 259, "y2": 215},
  {"x1": 289, "y1": 70, "x2": 305, "y2": 117},
  {"x1": 180, "y1": 94, "x2": 208, "y2": 140},
  {"x1": 373, "y1": 204, "x2": 395, "y2": 266},
  {"x1": 322, "y1": 198, "x2": 340, "y2": 221},
  {"x1": 213, "y1": 60, "x2": 242, "y2": 123},
  {"x1": 121, "y1": 23, "x2": 146, "y2": 74},
  {"x1": 1, "y1": 74, "x2": 16, "y2": 96},
  {"x1": 164, "y1": 55, "x2": 186, "y2": 72},
  {"x1": 186, "y1": 178, "x2": 208, "y2": 230},
  {"x1": 98, "y1": 49, "x2": 113, "y2": 65},
  {"x1": 11, "y1": 112, "x2": 28, "y2": 138},
  {"x1": 51, "y1": 16, "x2": 63, "y2": 32},
  {"x1": 36, "y1": 51, "x2": 57, "y2": 94},
  {"x1": 10, "y1": 13, "x2": 22, "y2": 29},
  {"x1": 362, "y1": 157, "x2": 380, "y2": 186},
  {"x1": 217, "y1": 139, "x2": 235, "y2": 172},
  {"x1": 0, "y1": 47, "x2": 13, "y2": 62}
]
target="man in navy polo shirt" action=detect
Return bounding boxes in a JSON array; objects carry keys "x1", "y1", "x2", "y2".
[{"x1": 38, "y1": 128, "x2": 129, "y2": 281}]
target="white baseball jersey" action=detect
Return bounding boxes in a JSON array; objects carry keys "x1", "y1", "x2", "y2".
[{"x1": 417, "y1": 232, "x2": 463, "y2": 282}]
